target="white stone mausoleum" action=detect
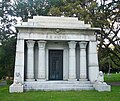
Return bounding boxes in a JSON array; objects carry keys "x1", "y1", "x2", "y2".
[{"x1": 9, "y1": 16, "x2": 111, "y2": 92}]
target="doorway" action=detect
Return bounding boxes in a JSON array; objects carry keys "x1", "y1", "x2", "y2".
[{"x1": 49, "y1": 50, "x2": 63, "y2": 80}]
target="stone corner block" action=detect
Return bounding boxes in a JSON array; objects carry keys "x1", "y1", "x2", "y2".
[
  {"x1": 9, "y1": 84, "x2": 24, "y2": 93},
  {"x1": 94, "y1": 83, "x2": 111, "y2": 92}
]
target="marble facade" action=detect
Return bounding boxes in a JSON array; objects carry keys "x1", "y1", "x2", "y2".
[{"x1": 9, "y1": 16, "x2": 111, "y2": 92}]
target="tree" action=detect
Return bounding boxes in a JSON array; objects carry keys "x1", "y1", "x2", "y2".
[
  {"x1": 0, "y1": 37, "x2": 16, "y2": 79},
  {"x1": 0, "y1": 0, "x2": 17, "y2": 79},
  {"x1": 0, "y1": 0, "x2": 65, "y2": 79},
  {"x1": 99, "y1": 46, "x2": 120, "y2": 73},
  {"x1": 96, "y1": 0, "x2": 120, "y2": 68},
  {"x1": 49, "y1": 0, "x2": 120, "y2": 69},
  {"x1": 14, "y1": 0, "x2": 64, "y2": 21}
]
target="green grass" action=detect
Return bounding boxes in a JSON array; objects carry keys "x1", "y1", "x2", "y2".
[
  {"x1": 105, "y1": 73, "x2": 120, "y2": 82},
  {"x1": 0, "y1": 73, "x2": 120, "y2": 101},
  {"x1": 0, "y1": 86, "x2": 120, "y2": 101}
]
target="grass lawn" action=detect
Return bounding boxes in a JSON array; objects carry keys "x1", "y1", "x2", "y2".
[
  {"x1": 0, "y1": 86, "x2": 120, "y2": 101},
  {"x1": 0, "y1": 73, "x2": 120, "y2": 101}
]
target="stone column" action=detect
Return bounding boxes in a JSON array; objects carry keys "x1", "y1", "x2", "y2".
[
  {"x1": 68, "y1": 41, "x2": 77, "y2": 81},
  {"x1": 26, "y1": 40, "x2": 35, "y2": 81},
  {"x1": 37, "y1": 41, "x2": 46, "y2": 81},
  {"x1": 88, "y1": 41, "x2": 99, "y2": 83},
  {"x1": 79, "y1": 42, "x2": 87, "y2": 79}
]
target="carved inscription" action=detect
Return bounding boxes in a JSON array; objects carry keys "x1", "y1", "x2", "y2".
[{"x1": 46, "y1": 34, "x2": 67, "y2": 40}]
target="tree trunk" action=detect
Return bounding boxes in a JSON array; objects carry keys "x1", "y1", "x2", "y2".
[{"x1": 108, "y1": 62, "x2": 111, "y2": 75}]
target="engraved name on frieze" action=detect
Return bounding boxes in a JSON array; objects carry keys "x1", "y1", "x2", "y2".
[{"x1": 46, "y1": 34, "x2": 67, "y2": 39}]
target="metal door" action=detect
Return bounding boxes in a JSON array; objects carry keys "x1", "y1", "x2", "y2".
[{"x1": 49, "y1": 50, "x2": 63, "y2": 80}]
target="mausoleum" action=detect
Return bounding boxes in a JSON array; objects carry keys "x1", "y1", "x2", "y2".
[{"x1": 9, "y1": 16, "x2": 111, "y2": 92}]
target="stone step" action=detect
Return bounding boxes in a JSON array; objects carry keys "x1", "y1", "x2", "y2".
[
  {"x1": 24, "y1": 83, "x2": 93, "y2": 88},
  {"x1": 25, "y1": 87, "x2": 94, "y2": 91},
  {"x1": 24, "y1": 81, "x2": 94, "y2": 91},
  {"x1": 24, "y1": 80, "x2": 91, "y2": 84}
]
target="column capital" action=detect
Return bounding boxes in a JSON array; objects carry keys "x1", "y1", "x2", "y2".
[
  {"x1": 68, "y1": 41, "x2": 77, "y2": 49},
  {"x1": 26, "y1": 40, "x2": 35, "y2": 48},
  {"x1": 38, "y1": 41, "x2": 47, "y2": 49},
  {"x1": 79, "y1": 41, "x2": 87, "y2": 49}
]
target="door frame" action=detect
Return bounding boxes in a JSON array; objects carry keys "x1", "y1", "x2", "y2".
[{"x1": 46, "y1": 42, "x2": 69, "y2": 81}]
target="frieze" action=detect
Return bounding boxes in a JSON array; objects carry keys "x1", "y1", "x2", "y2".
[{"x1": 19, "y1": 32, "x2": 96, "y2": 41}]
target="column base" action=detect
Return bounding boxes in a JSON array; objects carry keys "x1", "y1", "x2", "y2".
[
  {"x1": 37, "y1": 79, "x2": 46, "y2": 81},
  {"x1": 68, "y1": 79, "x2": 77, "y2": 81},
  {"x1": 26, "y1": 79, "x2": 35, "y2": 82},
  {"x1": 79, "y1": 79, "x2": 88, "y2": 81}
]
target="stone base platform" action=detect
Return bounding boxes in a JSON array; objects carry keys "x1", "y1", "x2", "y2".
[
  {"x1": 24, "y1": 81, "x2": 94, "y2": 91},
  {"x1": 9, "y1": 84, "x2": 23, "y2": 93},
  {"x1": 94, "y1": 83, "x2": 111, "y2": 92}
]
